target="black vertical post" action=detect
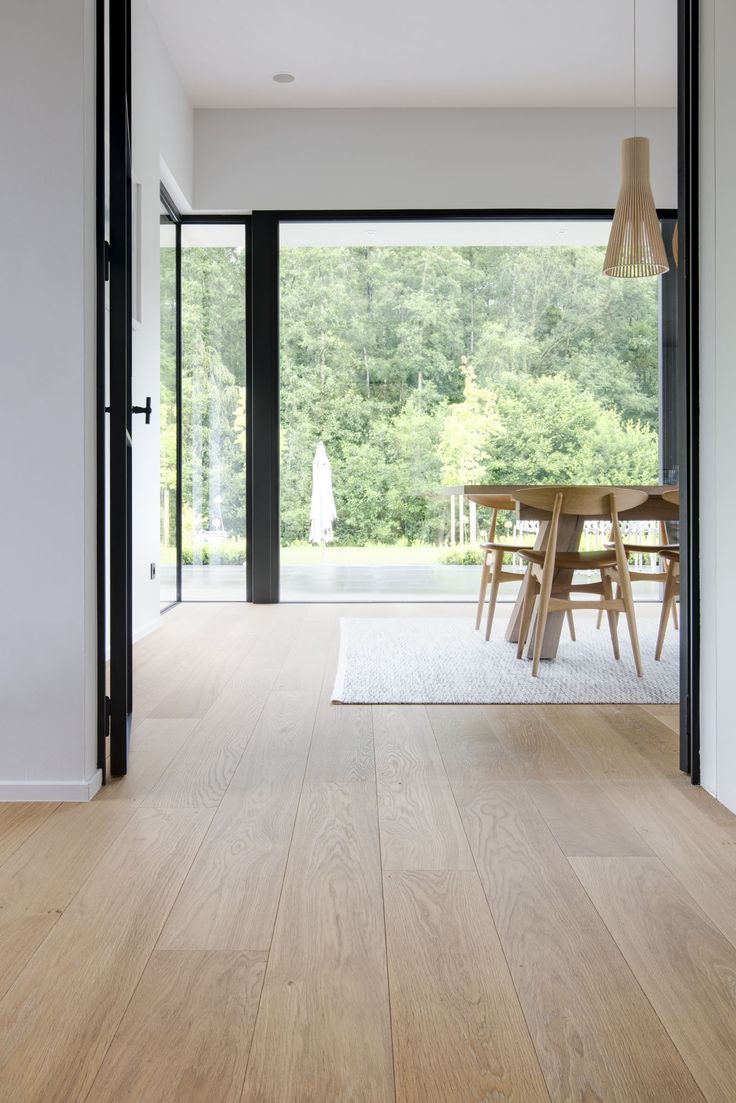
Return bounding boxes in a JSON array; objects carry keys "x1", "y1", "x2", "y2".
[
  {"x1": 677, "y1": 0, "x2": 700, "y2": 781},
  {"x1": 658, "y1": 219, "x2": 679, "y2": 487},
  {"x1": 249, "y1": 213, "x2": 280, "y2": 602},
  {"x1": 175, "y1": 219, "x2": 183, "y2": 604},
  {"x1": 108, "y1": 0, "x2": 133, "y2": 775},
  {"x1": 95, "y1": 0, "x2": 107, "y2": 780},
  {"x1": 244, "y1": 217, "x2": 254, "y2": 602}
]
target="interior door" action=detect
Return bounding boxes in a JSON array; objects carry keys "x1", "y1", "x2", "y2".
[{"x1": 107, "y1": 0, "x2": 133, "y2": 775}]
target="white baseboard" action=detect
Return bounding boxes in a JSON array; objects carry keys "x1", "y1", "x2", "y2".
[{"x1": 0, "y1": 769, "x2": 103, "y2": 803}]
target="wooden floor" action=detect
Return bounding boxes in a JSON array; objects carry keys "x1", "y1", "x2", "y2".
[{"x1": 1, "y1": 602, "x2": 736, "y2": 1102}]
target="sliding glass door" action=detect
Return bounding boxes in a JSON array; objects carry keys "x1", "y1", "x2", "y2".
[
  {"x1": 158, "y1": 213, "x2": 248, "y2": 605},
  {"x1": 159, "y1": 201, "x2": 178, "y2": 609},
  {"x1": 181, "y1": 224, "x2": 247, "y2": 600}
]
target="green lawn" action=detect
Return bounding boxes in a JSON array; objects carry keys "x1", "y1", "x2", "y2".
[
  {"x1": 281, "y1": 544, "x2": 449, "y2": 565},
  {"x1": 164, "y1": 534, "x2": 664, "y2": 569}
]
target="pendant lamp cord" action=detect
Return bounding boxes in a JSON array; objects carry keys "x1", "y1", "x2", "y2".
[{"x1": 635, "y1": 0, "x2": 640, "y2": 137}]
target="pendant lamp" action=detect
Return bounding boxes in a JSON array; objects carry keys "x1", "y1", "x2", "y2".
[{"x1": 603, "y1": 0, "x2": 669, "y2": 278}]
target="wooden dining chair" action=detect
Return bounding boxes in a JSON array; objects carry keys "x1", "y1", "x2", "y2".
[
  {"x1": 474, "y1": 495, "x2": 576, "y2": 642},
  {"x1": 474, "y1": 496, "x2": 526, "y2": 639},
  {"x1": 514, "y1": 486, "x2": 648, "y2": 677},
  {"x1": 596, "y1": 518, "x2": 679, "y2": 631},
  {"x1": 655, "y1": 488, "x2": 680, "y2": 660}
]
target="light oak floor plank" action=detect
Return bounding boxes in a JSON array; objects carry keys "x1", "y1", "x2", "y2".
[
  {"x1": 536, "y1": 704, "x2": 666, "y2": 780},
  {"x1": 483, "y1": 705, "x2": 591, "y2": 781},
  {"x1": 457, "y1": 783, "x2": 704, "y2": 1102},
  {"x1": 604, "y1": 779, "x2": 736, "y2": 949},
  {"x1": 427, "y1": 704, "x2": 519, "y2": 803},
  {"x1": 242, "y1": 784, "x2": 395, "y2": 1103},
  {"x1": 526, "y1": 780, "x2": 653, "y2": 857},
  {"x1": 0, "y1": 807, "x2": 214, "y2": 1103},
  {"x1": 641, "y1": 703, "x2": 680, "y2": 734},
  {"x1": 144, "y1": 615, "x2": 308, "y2": 810},
  {"x1": 242, "y1": 671, "x2": 394, "y2": 1103},
  {"x1": 0, "y1": 802, "x2": 134, "y2": 1000},
  {"x1": 0, "y1": 802, "x2": 59, "y2": 870},
  {"x1": 133, "y1": 604, "x2": 250, "y2": 724},
  {"x1": 428, "y1": 705, "x2": 589, "y2": 809},
  {"x1": 572, "y1": 855, "x2": 736, "y2": 1103},
  {"x1": 158, "y1": 620, "x2": 334, "y2": 951},
  {"x1": 159, "y1": 691, "x2": 322, "y2": 952},
  {"x1": 98, "y1": 717, "x2": 200, "y2": 805},
  {"x1": 147, "y1": 606, "x2": 281, "y2": 721},
  {"x1": 86, "y1": 949, "x2": 267, "y2": 1103},
  {"x1": 593, "y1": 704, "x2": 680, "y2": 777},
  {"x1": 373, "y1": 704, "x2": 474, "y2": 871},
  {"x1": 384, "y1": 869, "x2": 550, "y2": 1103}
]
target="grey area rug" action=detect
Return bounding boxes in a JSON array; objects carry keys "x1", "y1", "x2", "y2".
[{"x1": 332, "y1": 616, "x2": 678, "y2": 704}]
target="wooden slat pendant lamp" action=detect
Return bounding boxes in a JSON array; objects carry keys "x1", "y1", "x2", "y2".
[{"x1": 603, "y1": 0, "x2": 669, "y2": 278}]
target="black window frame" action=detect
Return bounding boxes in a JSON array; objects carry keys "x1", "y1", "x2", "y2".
[
  {"x1": 157, "y1": 200, "x2": 253, "y2": 606},
  {"x1": 262, "y1": 207, "x2": 678, "y2": 600},
  {"x1": 159, "y1": 183, "x2": 182, "y2": 611}
]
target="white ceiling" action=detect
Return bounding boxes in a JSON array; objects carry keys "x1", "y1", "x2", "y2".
[{"x1": 148, "y1": 0, "x2": 677, "y2": 110}]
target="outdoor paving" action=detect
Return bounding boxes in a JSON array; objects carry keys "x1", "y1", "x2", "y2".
[{"x1": 161, "y1": 564, "x2": 663, "y2": 605}]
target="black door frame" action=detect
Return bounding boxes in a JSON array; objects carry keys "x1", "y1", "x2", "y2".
[
  {"x1": 105, "y1": 0, "x2": 134, "y2": 777},
  {"x1": 260, "y1": 206, "x2": 696, "y2": 780},
  {"x1": 95, "y1": 0, "x2": 107, "y2": 781},
  {"x1": 677, "y1": 0, "x2": 700, "y2": 781},
  {"x1": 97, "y1": 9, "x2": 699, "y2": 783}
]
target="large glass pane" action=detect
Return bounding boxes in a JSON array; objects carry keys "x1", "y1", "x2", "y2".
[
  {"x1": 279, "y1": 219, "x2": 661, "y2": 601},
  {"x1": 159, "y1": 207, "x2": 177, "y2": 609},
  {"x1": 181, "y1": 224, "x2": 246, "y2": 600}
]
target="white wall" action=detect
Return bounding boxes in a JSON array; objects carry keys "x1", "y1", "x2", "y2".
[
  {"x1": 130, "y1": 0, "x2": 193, "y2": 640},
  {"x1": 194, "y1": 107, "x2": 677, "y2": 212},
  {"x1": 699, "y1": 0, "x2": 736, "y2": 813},
  {"x1": 0, "y1": 0, "x2": 99, "y2": 799}
]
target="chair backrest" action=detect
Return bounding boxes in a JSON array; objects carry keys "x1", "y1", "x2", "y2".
[
  {"x1": 662, "y1": 488, "x2": 680, "y2": 506},
  {"x1": 474, "y1": 494, "x2": 517, "y2": 543},
  {"x1": 515, "y1": 485, "x2": 649, "y2": 518}
]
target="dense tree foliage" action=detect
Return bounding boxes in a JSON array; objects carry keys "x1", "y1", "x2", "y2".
[
  {"x1": 161, "y1": 241, "x2": 659, "y2": 554},
  {"x1": 280, "y1": 244, "x2": 659, "y2": 546}
]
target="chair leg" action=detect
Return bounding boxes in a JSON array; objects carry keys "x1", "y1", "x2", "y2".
[
  {"x1": 485, "y1": 550, "x2": 504, "y2": 641},
  {"x1": 516, "y1": 572, "x2": 538, "y2": 659},
  {"x1": 475, "y1": 554, "x2": 491, "y2": 630},
  {"x1": 602, "y1": 573, "x2": 620, "y2": 660},
  {"x1": 662, "y1": 554, "x2": 679, "y2": 630},
  {"x1": 566, "y1": 609, "x2": 576, "y2": 641},
  {"x1": 532, "y1": 571, "x2": 556, "y2": 678},
  {"x1": 656, "y1": 569, "x2": 678, "y2": 661},
  {"x1": 596, "y1": 608, "x2": 604, "y2": 631},
  {"x1": 619, "y1": 569, "x2": 644, "y2": 677}
]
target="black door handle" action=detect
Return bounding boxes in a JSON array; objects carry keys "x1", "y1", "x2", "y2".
[{"x1": 132, "y1": 397, "x2": 152, "y2": 425}]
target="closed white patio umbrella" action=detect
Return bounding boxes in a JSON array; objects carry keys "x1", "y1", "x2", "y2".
[{"x1": 309, "y1": 441, "x2": 337, "y2": 547}]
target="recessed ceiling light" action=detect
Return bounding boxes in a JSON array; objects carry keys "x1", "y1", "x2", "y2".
[{"x1": 273, "y1": 72, "x2": 295, "y2": 83}]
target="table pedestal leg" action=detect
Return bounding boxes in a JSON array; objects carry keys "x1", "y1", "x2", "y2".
[{"x1": 505, "y1": 515, "x2": 585, "y2": 660}]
